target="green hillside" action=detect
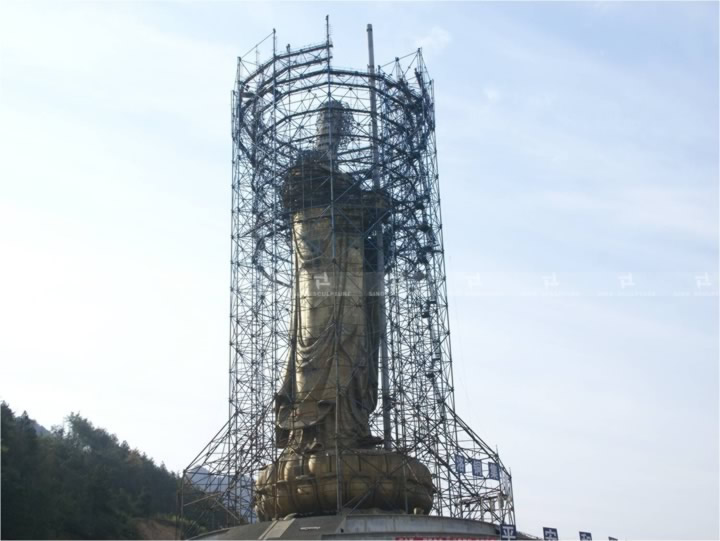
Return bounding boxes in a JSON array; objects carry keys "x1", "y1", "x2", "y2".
[{"x1": 1, "y1": 402, "x2": 208, "y2": 539}]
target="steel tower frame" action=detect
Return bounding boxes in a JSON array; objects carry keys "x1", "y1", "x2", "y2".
[{"x1": 180, "y1": 21, "x2": 515, "y2": 536}]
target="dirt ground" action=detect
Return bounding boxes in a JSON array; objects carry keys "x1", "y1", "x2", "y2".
[{"x1": 133, "y1": 518, "x2": 178, "y2": 540}]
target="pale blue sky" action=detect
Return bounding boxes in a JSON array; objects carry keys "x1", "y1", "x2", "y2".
[{"x1": 1, "y1": 2, "x2": 717, "y2": 539}]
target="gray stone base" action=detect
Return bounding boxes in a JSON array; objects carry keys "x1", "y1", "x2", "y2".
[{"x1": 192, "y1": 513, "x2": 502, "y2": 540}]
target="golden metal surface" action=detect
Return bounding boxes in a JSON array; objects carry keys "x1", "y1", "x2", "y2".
[
  {"x1": 255, "y1": 449, "x2": 434, "y2": 520},
  {"x1": 257, "y1": 105, "x2": 434, "y2": 518}
]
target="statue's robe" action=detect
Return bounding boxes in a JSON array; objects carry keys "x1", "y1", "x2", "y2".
[{"x1": 275, "y1": 159, "x2": 382, "y2": 452}]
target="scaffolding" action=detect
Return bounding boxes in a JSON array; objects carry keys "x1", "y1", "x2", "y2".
[{"x1": 179, "y1": 20, "x2": 515, "y2": 537}]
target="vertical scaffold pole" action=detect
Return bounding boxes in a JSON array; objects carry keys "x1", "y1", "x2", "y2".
[
  {"x1": 367, "y1": 23, "x2": 392, "y2": 451},
  {"x1": 326, "y1": 15, "x2": 343, "y2": 515}
]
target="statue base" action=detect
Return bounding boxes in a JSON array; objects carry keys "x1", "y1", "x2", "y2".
[
  {"x1": 191, "y1": 512, "x2": 506, "y2": 540},
  {"x1": 254, "y1": 449, "x2": 434, "y2": 520}
]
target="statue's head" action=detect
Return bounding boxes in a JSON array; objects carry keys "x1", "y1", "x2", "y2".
[{"x1": 315, "y1": 99, "x2": 353, "y2": 160}]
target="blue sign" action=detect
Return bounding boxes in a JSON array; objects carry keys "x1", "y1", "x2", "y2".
[
  {"x1": 471, "y1": 459, "x2": 483, "y2": 477},
  {"x1": 579, "y1": 532, "x2": 592, "y2": 540},
  {"x1": 500, "y1": 524, "x2": 517, "y2": 540},
  {"x1": 454, "y1": 454, "x2": 465, "y2": 474},
  {"x1": 488, "y1": 461, "x2": 500, "y2": 480},
  {"x1": 543, "y1": 527, "x2": 559, "y2": 540}
]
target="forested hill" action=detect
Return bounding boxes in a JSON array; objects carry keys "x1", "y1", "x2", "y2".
[{"x1": 1, "y1": 402, "x2": 204, "y2": 539}]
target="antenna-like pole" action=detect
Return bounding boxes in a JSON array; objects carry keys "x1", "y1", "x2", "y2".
[{"x1": 367, "y1": 23, "x2": 392, "y2": 451}]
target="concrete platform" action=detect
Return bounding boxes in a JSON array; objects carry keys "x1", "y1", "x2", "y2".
[{"x1": 193, "y1": 513, "x2": 504, "y2": 540}]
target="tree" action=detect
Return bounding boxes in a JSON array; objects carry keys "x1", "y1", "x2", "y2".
[{"x1": 1, "y1": 402, "x2": 211, "y2": 539}]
